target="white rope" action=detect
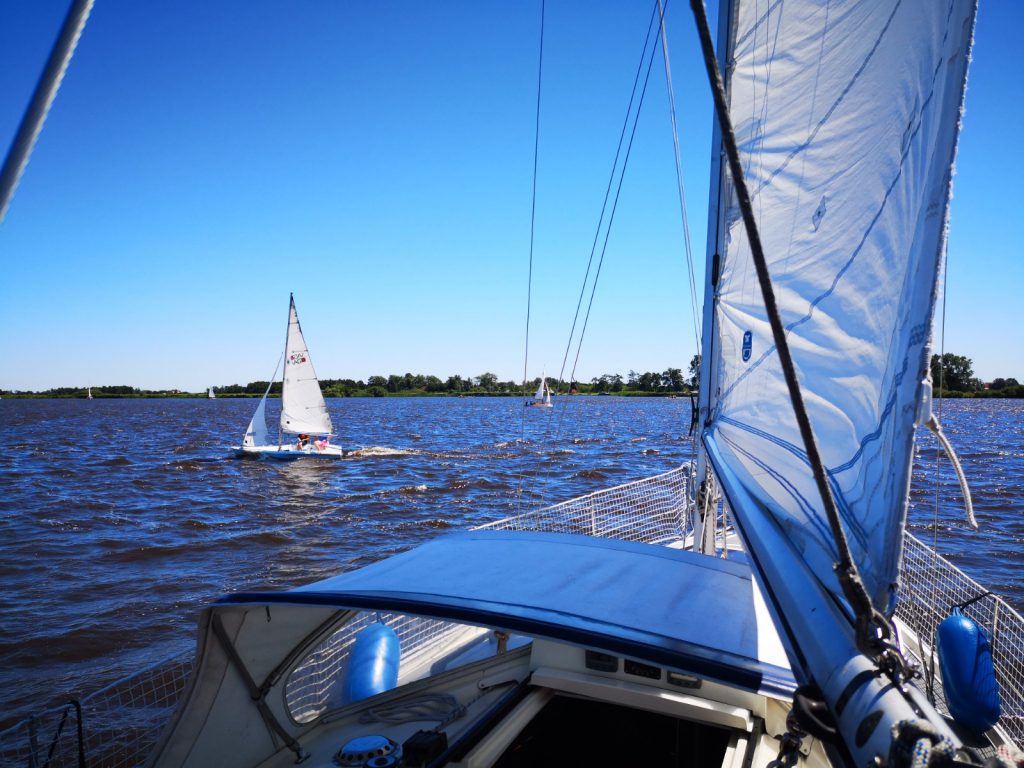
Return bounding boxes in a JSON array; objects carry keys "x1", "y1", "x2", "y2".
[{"x1": 925, "y1": 414, "x2": 977, "y2": 530}]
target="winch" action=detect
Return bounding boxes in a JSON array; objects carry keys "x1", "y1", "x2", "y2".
[{"x1": 335, "y1": 734, "x2": 402, "y2": 767}]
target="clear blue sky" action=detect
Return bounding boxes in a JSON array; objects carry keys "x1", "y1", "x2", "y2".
[{"x1": 1, "y1": 2, "x2": 1020, "y2": 392}]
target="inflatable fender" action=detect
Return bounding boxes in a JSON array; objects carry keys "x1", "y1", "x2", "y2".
[
  {"x1": 344, "y1": 622, "x2": 400, "y2": 704},
  {"x1": 936, "y1": 608, "x2": 1001, "y2": 732}
]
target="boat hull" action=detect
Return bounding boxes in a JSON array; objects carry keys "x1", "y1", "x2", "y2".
[{"x1": 235, "y1": 444, "x2": 346, "y2": 460}]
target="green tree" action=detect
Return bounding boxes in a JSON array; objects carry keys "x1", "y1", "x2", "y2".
[
  {"x1": 662, "y1": 368, "x2": 685, "y2": 392},
  {"x1": 476, "y1": 372, "x2": 498, "y2": 391},
  {"x1": 687, "y1": 354, "x2": 701, "y2": 389},
  {"x1": 990, "y1": 377, "x2": 1020, "y2": 391},
  {"x1": 930, "y1": 353, "x2": 976, "y2": 392}
]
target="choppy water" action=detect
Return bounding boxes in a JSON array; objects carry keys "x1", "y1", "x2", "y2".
[{"x1": 0, "y1": 396, "x2": 1021, "y2": 730}]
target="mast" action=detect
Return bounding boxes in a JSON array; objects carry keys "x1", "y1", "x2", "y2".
[{"x1": 279, "y1": 293, "x2": 291, "y2": 449}]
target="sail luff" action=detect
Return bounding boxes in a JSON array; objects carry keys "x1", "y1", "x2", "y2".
[{"x1": 279, "y1": 295, "x2": 332, "y2": 436}]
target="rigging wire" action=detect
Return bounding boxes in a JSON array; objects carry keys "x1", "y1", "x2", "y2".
[
  {"x1": 0, "y1": 0, "x2": 95, "y2": 224},
  {"x1": 553, "y1": 1, "x2": 664, "y2": 394},
  {"x1": 515, "y1": 0, "x2": 546, "y2": 512},
  {"x1": 933, "y1": 250, "x2": 948, "y2": 549},
  {"x1": 530, "y1": 0, "x2": 668, "y2": 506},
  {"x1": 562, "y1": 1, "x2": 667, "y2": 396},
  {"x1": 657, "y1": 0, "x2": 703, "y2": 354}
]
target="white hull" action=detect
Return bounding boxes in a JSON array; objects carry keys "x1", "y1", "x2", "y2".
[{"x1": 236, "y1": 443, "x2": 346, "y2": 460}]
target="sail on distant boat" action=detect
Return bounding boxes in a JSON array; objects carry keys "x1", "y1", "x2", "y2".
[
  {"x1": 87, "y1": 386, "x2": 92, "y2": 400},
  {"x1": 207, "y1": 387, "x2": 215, "y2": 399},
  {"x1": 237, "y1": 294, "x2": 344, "y2": 459},
  {"x1": 526, "y1": 372, "x2": 552, "y2": 408}
]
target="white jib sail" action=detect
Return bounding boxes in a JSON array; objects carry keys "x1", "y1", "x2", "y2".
[
  {"x1": 280, "y1": 295, "x2": 332, "y2": 436},
  {"x1": 243, "y1": 387, "x2": 271, "y2": 447},
  {"x1": 704, "y1": 0, "x2": 976, "y2": 612},
  {"x1": 533, "y1": 377, "x2": 546, "y2": 402}
]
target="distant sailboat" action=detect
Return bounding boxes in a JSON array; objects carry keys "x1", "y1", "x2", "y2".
[
  {"x1": 237, "y1": 294, "x2": 344, "y2": 459},
  {"x1": 87, "y1": 386, "x2": 93, "y2": 400},
  {"x1": 526, "y1": 373, "x2": 553, "y2": 408},
  {"x1": 207, "y1": 387, "x2": 215, "y2": 399}
]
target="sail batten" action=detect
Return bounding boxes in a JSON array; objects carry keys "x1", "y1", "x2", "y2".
[{"x1": 702, "y1": 0, "x2": 978, "y2": 612}]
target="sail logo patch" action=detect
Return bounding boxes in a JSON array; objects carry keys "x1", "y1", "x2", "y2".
[
  {"x1": 288, "y1": 351, "x2": 308, "y2": 365},
  {"x1": 742, "y1": 331, "x2": 752, "y2": 362}
]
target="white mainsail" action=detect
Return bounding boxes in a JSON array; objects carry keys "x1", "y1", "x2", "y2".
[
  {"x1": 207, "y1": 387, "x2": 215, "y2": 399},
  {"x1": 700, "y1": 0, "x2": 977, "y2": 613},
  {"x1": 280, "y1": 294, "x2": 332, "y2": 436}
]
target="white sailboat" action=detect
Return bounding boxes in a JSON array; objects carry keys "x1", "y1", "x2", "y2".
[
  {"x1": 86, "y1": 386, "x2": 92, "y2": 400},
  {"x1": 236, "y1": 294, "x2": 344, "y2": 459},
  {"x1": 207, "y1": 387, "x2": 215, "y2": 400},
  {"x1": 526, "y1": 372, "x2": 553, "y2": 408}
]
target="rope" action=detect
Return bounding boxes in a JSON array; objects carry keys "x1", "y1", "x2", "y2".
[
  {"x1": 689, "y1": 0, "x2": 885, "y2": 654},
  {"x1": 924, "y1": 415, "x2": 976, "y2": 529},
  {"x1": 358, "y1": 693, "x2": 464, "y2": 727},
  {"x1": 890, "y1": 720, "x2": 956, "y2": 768}
]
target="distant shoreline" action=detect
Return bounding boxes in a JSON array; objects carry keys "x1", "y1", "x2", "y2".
[
  {"x1": 2, "y1": 390, "x2": 1021, "y2": 400},
  {"x1": 0, "y1": 390, "x2": 695, "y2": 400}
]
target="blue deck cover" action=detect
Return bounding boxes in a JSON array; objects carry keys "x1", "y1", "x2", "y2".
[{"x1": 220, "y1": 530, "x2": 795, "y2": 695}]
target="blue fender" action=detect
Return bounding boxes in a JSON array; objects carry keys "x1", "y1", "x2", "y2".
[
  {"x1": 936, "y1": 608, "x2": 1001, "y2": 732},
  {"x1": 344, "y1": 622, "x2": 401, "y2": 704}
]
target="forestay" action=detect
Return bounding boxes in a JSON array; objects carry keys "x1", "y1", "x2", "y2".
[
  {"x1": 702, "y1": 0, "x2": 977, "y2": 612},
  {"x1": 280, "y1": 295, "x2": 332, "y2": 436}
]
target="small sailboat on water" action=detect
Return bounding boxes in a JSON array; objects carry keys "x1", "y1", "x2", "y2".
[
  {"x1": 86, "y1": 386, "x2": 93, "y2": 400},
  {"x1": 207, "y1": 387, "x2": 215, "y2": 400},
  {"x1": 526, "y1": 373, "x2": 553, "y2": 408},
  {"x1": 237, "y1": 294, "x2": 344, "y2": 459}
]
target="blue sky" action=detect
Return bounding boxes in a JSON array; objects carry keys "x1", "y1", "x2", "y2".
[{"x1": 1, "y1": 1, "x2": 1020, "y2": 392}]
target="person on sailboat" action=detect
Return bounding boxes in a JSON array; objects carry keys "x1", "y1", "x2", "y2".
[{"x1": 296, "y1": 434, "x2": 310, "y2": 450}]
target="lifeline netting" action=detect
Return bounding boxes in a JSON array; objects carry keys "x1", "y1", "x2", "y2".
[{"x1": 475, "y1": 463, "x2": 694, "y2": 544}]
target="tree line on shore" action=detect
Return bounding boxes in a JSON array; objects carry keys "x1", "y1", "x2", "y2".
[
  {"x1": 2, "y1": 368, "x2": 700, "y2": 399},
  {"x1": 930, "y1": 354, "x2": 1022, "y2": 397},
  {"x1": 4, "y1": 353, "x2": 1020, "y2": 398}
]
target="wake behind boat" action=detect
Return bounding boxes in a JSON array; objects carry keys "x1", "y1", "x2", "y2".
[{"x1": 237, "y1": 294, "x2": 344, "y2": 460}]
